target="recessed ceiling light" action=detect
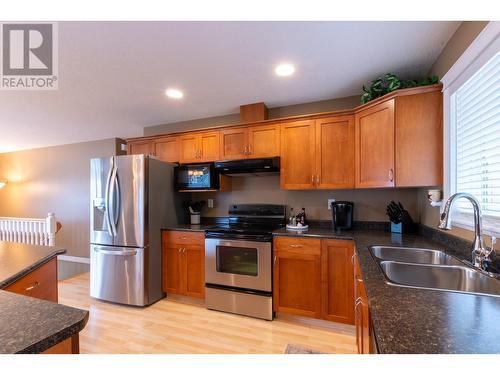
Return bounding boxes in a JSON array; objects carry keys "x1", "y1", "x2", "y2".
[
  {"x1": 275, "y1": 63, "x2": 295, "y2": 77},
  {"x1": 165, "y1": 88, "x2": 184, "y2": 99}
]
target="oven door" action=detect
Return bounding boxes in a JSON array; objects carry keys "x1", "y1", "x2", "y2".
[{"x1": 205, "y1": 238, "x2": 271, "y2": 292}]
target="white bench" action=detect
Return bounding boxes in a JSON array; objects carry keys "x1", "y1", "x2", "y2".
[{"x1": 0, "y1": 213, "x2": 58, "y2": 246}]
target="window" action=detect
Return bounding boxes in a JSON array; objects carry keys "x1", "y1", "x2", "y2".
[{"x1": 443, "y1": 22, "x2": 500, "y2": 235}]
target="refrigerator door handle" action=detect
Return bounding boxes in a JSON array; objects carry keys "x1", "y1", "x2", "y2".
[
  {"x1": 93, "y1": 246, "x2": 137, "y2": 256},
  {"x1": 108, "y1": 158, "x2": 118, "y2": 236},
  {"x1": 113, "y1": 167, "x2": 121, "y2": 231},
  {"x1": 104, "y1": 158, "x2": 114, "y2": 237}
]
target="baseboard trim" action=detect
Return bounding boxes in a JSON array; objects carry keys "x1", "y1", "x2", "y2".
[
  {"x1": 57, "y1": 255, "x2": 90, "y2": 264},
  {"x1": 276, "y1": 313, "x2": 355, "y2": 334},
  {"x1": 165, "y1": 293, "x2": 206, "y2": 307}
]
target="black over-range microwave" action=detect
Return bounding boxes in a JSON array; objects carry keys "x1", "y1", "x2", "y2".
[{"x1": 174, "y1": 163, "x2": 219, "y2": 191}]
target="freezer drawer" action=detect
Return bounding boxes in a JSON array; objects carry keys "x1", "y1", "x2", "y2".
[{"x1": 90, "y1": 244, "x2": 146, "y2": 306}]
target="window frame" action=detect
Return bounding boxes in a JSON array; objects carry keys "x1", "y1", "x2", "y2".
[{"x1": 442, "y1": 22, "x2": 500, "y2": 236}]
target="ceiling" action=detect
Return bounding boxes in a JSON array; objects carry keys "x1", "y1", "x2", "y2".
[{"x1": 0, "y1": 21, "x2": 460, "y2": 153}]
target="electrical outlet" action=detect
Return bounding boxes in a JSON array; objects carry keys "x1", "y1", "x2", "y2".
[
  {"x1": 327, "y1": 198, "x2": 336, "y2": 210},
  {"x1": 208, "y1": 199, "x2": 214, "y2": 208}
]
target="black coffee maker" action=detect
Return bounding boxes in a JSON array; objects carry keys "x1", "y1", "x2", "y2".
[{"x1": 331, "y1": 201, "x2": 354, "y2": 230}]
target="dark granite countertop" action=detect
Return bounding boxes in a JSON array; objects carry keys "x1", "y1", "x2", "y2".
[
  {"x1": 0, "y1": 241, "x2": 88, "y2": 354},
  {"x1": 0, "y1": 241, "x2": 67, "y2": 289},
  {"x1": 273, "y1": 226, "x2": 357, "y2": 240},
  {"x1": 273, "y1": 227, "x2": 500, "y2": 354},
  {"x1": 0, "y1": 290, "x2": 88, "y2": 353},
  {"x1": 162, "y1": 224, "x2": 215, "y2": 232}
]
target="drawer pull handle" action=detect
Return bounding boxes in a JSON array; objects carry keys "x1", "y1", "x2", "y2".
[
  {"x1": 25, "y1": 282, "x2": 39, "y2": 291},
  {"x1": 289, "y1": 244, "x2": 303, "y2": 248},
  {"x1": 179, "y1": 237, "x2": 187, "y2": 240}
]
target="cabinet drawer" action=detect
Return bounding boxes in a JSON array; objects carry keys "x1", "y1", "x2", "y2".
[
  {"x1": 274, "y1": 237, "x2": 321, "y2": 256},
  {"x1": 162, "y1": 230, "x2": 204, "y2": 246},
  {"x1": 5, "y1": 258, "x2": 58, "y2": 303}
]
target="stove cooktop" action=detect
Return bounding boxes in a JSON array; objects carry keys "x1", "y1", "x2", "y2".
[{"x1": 205, "y1": 204, "x2": 286, "y2": 241}]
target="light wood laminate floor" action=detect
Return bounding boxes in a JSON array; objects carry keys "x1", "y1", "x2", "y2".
[{"x1": 58, "y1": 273, "x2": 356, "y2": 354}]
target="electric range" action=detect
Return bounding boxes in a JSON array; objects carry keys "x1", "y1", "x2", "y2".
[{"x1": 204, "y1": 204, "x2": 286, "y2": 320}]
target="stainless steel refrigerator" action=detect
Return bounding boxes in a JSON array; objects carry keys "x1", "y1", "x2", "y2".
[{"x1": 90, "y1": 155, "x2": 180, "y2": 306}]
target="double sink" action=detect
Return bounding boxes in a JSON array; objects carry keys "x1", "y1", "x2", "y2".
[{"x1": 370, "y1": 246, "x2": 500, "y2": 298}]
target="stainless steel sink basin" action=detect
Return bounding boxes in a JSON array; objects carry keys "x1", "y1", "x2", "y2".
[
  {"x1": 370, "y1": 245, "x2": 463, "y2": 266},
  {"x1": 379, "y1": 261, "x2": 500, "y2": 297}
]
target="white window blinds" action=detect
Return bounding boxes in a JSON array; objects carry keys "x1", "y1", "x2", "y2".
[{"x1": 451, "y1": 51, "x2": 500, "y2": 230}]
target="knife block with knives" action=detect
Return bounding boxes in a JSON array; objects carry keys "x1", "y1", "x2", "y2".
[{"x1": 386, "y1": 201, "x2": 416, "y2": 234}]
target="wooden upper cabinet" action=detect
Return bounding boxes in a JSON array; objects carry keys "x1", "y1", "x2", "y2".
[
  {"x1": 321, "y1": 240, "x2": 354, "y2": 325},
  {"x1": 179, "y1": 133, "x2": 199, "y2": 164},
  {"x1": 280, "y1": 119, "x2": 316, "y2": 189},
  {"x1": 220, "y1": 128, "x2": 247, "y2": 160},
  {"x1": 199, "y1": 131, "x2": 220, "y2": 162},
  {"x1": 395, "y1": 91, "x2": 443, "y2": 187},
  {"x1": 220, "y1": 124, "x2": 280, "y2": 160},
  {"x1": 154, "y1": 136, "x2": 179, "y2": 163},
  {"x1": 128, "y1": 140, "x2": 153, "y2": 156},
  {"x1": 248, "y1": 123, "x2": 280, "y2": 158},
  {"x1": 315, "y1": 115, "x2": 355, "y2": 189},
  {"x1": 180, "y1": 131, "x2": 220, "y2": 164},
  {"x1": 355, "y1": 99, "x2": 395, "y2": 188}
]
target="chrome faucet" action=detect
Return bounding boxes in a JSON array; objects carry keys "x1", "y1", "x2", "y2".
[{"x1": 438, "y1": 192, "x2": 494, "y2": 270}]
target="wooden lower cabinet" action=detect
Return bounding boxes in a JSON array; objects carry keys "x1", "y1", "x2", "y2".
[
  {"x1": 42, "y1": 334, "x2": 80, "y2": 354},
  {"x1": 353, "y1": 252, "x2": 372, "y2": 354},
  {"x1": 162, "y1": 230, "x2": 205, "y2": 299},
  {"x1": 4, "y1": 258, "x2": 58, "y2": 303},
  {"x1": 2, "y1": 257, "x2": 81, "y2": 354},
  {"x1": 273, "y1": 237, "x2": 355, "y2": 324},
  {"x1": 321, "y1": 240, "x2": 355, "y2": 324},
  {"x1": 274, "y1": 237, "x2": 322, "y2": 318}
]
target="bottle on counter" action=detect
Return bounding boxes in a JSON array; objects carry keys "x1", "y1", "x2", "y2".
[
  {"x1": 295, "y1": 207, "x2": 306, "y2": 226},
  {"x1": 289, "y1": 207, "x2": 295, "y2": 226}
]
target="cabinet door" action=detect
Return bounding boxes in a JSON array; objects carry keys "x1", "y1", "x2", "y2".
[
  {"x1": 247, "y1": 123, "x2": 280, "y2": 158},
  {"x1": 5, "y1": 258, "x2": 58, "y2": 303},
  {"x1": 199, "y1": 131, "x2": 220, "y2": 162},
  {"x1": 220, "y1": 128, "x2": 248, "y2": 160},
  {"x1": 355, "y1": 99, "x2": 395, "y2": 188},
  {"x1": 154, "y1": 136, "x2": 179, "y2": 163},
  {"x1": 354, "y1": 298, "x2": 363, "y2": 354},
  {"x1": 128, "y1": 140, "x2": 152, "y2": 156},
  {"x1": 273, "y1": 237, "x2": 322, "y2": 318},
  {"x1": 361, "y1": 298, "x2": 371, "y2": 353},
  {"x1": 179, "y1": 134, "x2": 200, "y2": 164},
  {"x1": 280, "y1": 120, "x2": 316, "y2": 190},
  {"x1": 353, "y1": 253, "x2": 371, "y2": 354},
  {"x1": 321, "y1": 240, "x2": 355, "y2": 324},
  {"x1": 315, "y1": 116, "x2": 355, "y2": 189},
  {"x1": 182, "y1": 245, "x2": 205, "y2": 298},
  {"x1": 162, "y1": 246, "x2": 182, "y2": 294},
  {"x1": 395, "y1": 91, "x2": 443, "y2": 187}
]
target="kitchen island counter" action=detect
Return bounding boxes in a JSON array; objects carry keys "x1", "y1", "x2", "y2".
[{"x1": 0, "y1": 241, "x2": 88, "y2": 353}]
